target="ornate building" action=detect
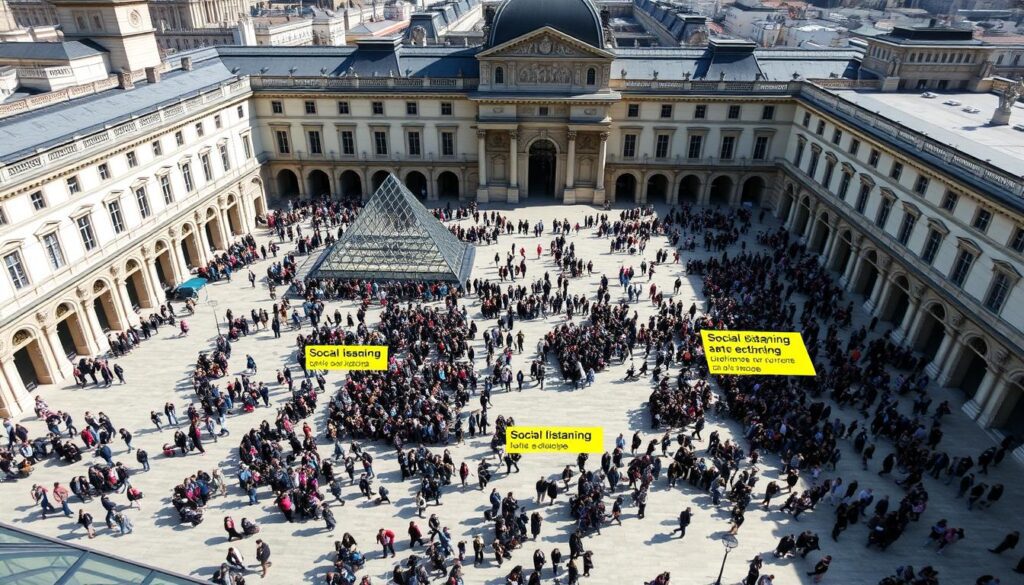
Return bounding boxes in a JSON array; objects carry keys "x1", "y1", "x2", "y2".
[{"x1": 0, "y1": 0, "x2": 1021, "y2": 450}]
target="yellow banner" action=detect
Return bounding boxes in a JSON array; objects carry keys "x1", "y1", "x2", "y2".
[
  {"x1": 304, "y1": 345, "x2": 388, "y2": 371},
  {"x1": 700, "y1": 330, "x2": 816, "y2": 376},
  {"x1": 505, "y1": 426, "x2": 604, "y2": 454}
]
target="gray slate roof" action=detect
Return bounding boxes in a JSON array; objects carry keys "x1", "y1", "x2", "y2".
[{"x1": 0, "y1": 40, "x2": 107, "y2": 62}]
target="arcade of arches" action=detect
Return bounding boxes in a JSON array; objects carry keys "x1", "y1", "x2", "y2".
[{"x1": 0, "y1": 173, "x2": 266, "y2": 418}]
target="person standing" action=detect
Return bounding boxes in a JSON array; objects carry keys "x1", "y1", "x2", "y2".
[
  {"x1": 52, "y1": 482, "x2": 73, "y2": 517},
  {"x1": 672, "y1": 507, "x2": 692, "y2": 538},
  {"x1": 77, "y1": 509, "x2": 95, "y2": 538},
  {"x1": 806, "y1": 555, "x2": 831, "y2": 583},
  {"x1": 255, "y1": 539, "x2": 271, "y2": 578},
  {"x1": 377, "y1": 528, "x2": 396, "y2": 558}
]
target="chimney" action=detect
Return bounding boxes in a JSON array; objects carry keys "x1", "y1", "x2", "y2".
[
  {"x1": 181, "y1": 56, "x2": 193, "y2": 71},
  {"x1": 117, "y1": 70, "x2": 134, "y2": 90},
  {"x1": 145, "y1": 66, "x2": 161, "y2": 84}
]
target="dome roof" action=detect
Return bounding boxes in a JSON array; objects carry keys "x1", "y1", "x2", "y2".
[{"x1": 489, "y1": 0, "x2": 604, "y2": 49}]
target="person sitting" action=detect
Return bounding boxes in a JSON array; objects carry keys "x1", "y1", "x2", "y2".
[{"x1": 241, "y1": 517, "x2": 260, "y2": 536}]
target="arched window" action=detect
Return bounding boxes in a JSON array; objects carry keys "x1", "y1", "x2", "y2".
[
  {"x1": 586, "y1": 68, "x2": 596, "y2": 85},
  {"x1": 494, "y1": 66, "x2": 504, "y2": 84}
]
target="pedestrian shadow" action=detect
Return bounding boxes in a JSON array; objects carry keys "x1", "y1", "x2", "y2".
[
  {"x1": 187, "y1": 564, "x2": 221, "y2": 578},
  {"x1": 645, "y1": 532, "x2": 676, "y2": 545},
  {"x1": 291, "y1": 526, "x2": 326, "y2": 537}
]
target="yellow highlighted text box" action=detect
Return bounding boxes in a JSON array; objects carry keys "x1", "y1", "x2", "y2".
[
  {"x1": 700, "y1": 330, "x2": 816, "y2": 376},
  {"x1": 304, "y1": 345, "x2": 388, "y2": 371},
  {"x1": 505, "y1": 426, "x2": 604, "y2": 454}
]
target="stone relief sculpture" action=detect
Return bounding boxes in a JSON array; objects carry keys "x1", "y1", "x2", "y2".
[{"x1": 518, "y1": 65, "x2": 572, "y2": 84}]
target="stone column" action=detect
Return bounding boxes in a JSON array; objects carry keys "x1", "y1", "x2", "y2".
[
  {"x1": 142, "y1": 246, "x2": 166, "y2": 299},
  {"x1": 965, "y1": 360, "x2": 1005, "y2": 421},
  {"x1": 929, "y1": 327, "x2": 962, "y2": 382},
  {"x1": 564, "y1": 130, "x2": 577, "y2": 204},
  {"x1": 864, "y1": 260, "x2": 890, "y2": 314},
  {"x1": 40, "y1": 324, "x2": 74, "y2": 379},
  {"x1": 476, "y1": 130, "x2": 488, "y2": 203},
  {"x1": 801, "y1": 203, "x2": 817, "y2": 240},
  {"x1": 594, "y1": 132, "x2": 608, "y2": 204},
  {"x1": 77, "y1": 287, "x2": 111, "y2": 354},
  {"x1": 840, "y1": 244, "x2": 861, "y2": 288},
  {"x1": 0, "y1": 349, "x2": 30, "y2": 418},
  {"x1": 891, "y1": 291, "x2": 919, "y2": 345},
  {"x1": 508, "y1": 129, "x2": 519, "y2": 204},
  {"x1": 823, "y1": 228, "x2": 842, "y2": 270},
  {"x1": 111, "y1": 271, "x2": 139, "y2": 329},
  {"x1": 784, "y1": 199, "x2": 798, "y2": 229}
]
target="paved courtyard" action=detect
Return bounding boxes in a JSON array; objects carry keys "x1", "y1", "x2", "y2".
[{"x1": 3, "y1": 199, "x2": 1021, "y2": 585}]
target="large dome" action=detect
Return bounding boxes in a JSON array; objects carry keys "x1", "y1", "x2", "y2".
[{"x1": 489, "y1": 0, "x2": 604, "y2": 49}]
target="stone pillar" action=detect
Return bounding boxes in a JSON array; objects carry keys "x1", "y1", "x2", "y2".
[
  {"x1": 0, "y1": 352, "x2": 30, "y2": 418},
  {"x1": 77, "y1": 288, "x2": 111, "y2": 354},
  {"x1": 823, "y1": 228, "x2": 841, "y2": 269},
  {"x1": 841, "y1": 245, "x2": 861, "y2": 289},
  {"x1": 476, "y1": 130, "x2": 489, "y2": 203},
  {"x1": 891, "y1": 294, "x2": 920, "y2": 345},
  {"x1": 40, "y1": 323, "x2": 74, "y2": 379},
  {"x1": 594, "y1": 132, "x2": 608, "y2": 204},
  {"x1": 563, "y1": 130, "x2": 577, "y2": 204},
  {"x1": 508, "y1": 129, "x2": 519, "y2": 204},
  {"x1": 929, "y1": 329, "x2": 962, "y2": 382},
  {"x1": 784, "y1": 198, "x2": 798, "y2": 229},
  {"x1": 801, "y1": 204, "x2": 817, "y2": 240},
  {"x1": 112, "y1": 274, "x2": 139, "y2": 328},
  {"x1": 142, "y1": 246, "x2": 166, "y2": 300},
  {"x1": 965, "y1": 362, "x2": 1005, "y2": 421},
  {"x1": 864, "y1": 262, "x2": 890, "y2": 314}
]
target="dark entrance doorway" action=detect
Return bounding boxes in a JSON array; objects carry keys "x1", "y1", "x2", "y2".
[{"x1": 528, "y1": 140, "x2": 556, "y2": 197}]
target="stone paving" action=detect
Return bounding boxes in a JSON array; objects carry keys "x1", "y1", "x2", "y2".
[{"x1": 3, "y1": 199, "x2": 1022, "y2": 585}]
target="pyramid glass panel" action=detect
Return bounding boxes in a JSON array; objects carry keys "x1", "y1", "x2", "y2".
[{"x1": 308, "y1": 173, "x2": 475, "y2": 283}]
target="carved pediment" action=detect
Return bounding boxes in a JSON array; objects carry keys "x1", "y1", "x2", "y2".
[{"x1": 478, "y1": 27, "x2": 613, "y2": 60}]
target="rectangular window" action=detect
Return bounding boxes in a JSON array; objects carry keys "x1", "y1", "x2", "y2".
[
  {"x1": 793, "y1": 140, "x2": 805, "y2": 166},
  {"x1": 372, "y1": 101, "x2": 384, "y2": 115},
  {"x1": 304, "y1": 100, "x2": 317, "y2": 114},
  {"x1": 868, "y1": 148, "x2": 880, "y2": 167},
  {"x1": 660, "y1": 104, "x2": 672, "y2": 118},
  {"x1": 341, "y1": 131, "x2": 355, "y2": 156},
  {"x1": 182, "y1": 163, "x2": 194, "y2": 192},
  {"x1": 152, "y1": 140, "x2": 162, "y2": 156},
  {"x1": 42, "y1": 232, "x2": 65, "y2": 269},
  {"x1": 242, "y1": 135, "x2": 252, "y2": 160},
  {"x1": 627, "y1": 104, "x2": 639, "y2": 118},
  {"x1": 816, "y1": 120, "x2": 825, "y2": 135},
  {"x1": 275, "y1": 130, "x2": 290, "y2": 154},
  {"x1": 949, "y1": 248, "x2": 975, "y2": 287},
  {"x1": 973, "y1": 208, "x2": 992, "y2": 233},
  {"x1": 441, "y1": 131, "x2": 455, "y2": 157},
  {"x1": 890, "y1": 162, "x2": 903, "y2": 180},
  {"x1": 408, "y1": 131, "x2": 422, "y2": 157},
  {"x1": 984, "y1": 272, "x2": 1012, "y2": 313},
  {"x1": 4, "y1": 251, "x2": 29, "y2": 289},
  {"x1": 108, "y1": 200, "x2": 125, "y2": 234},
  {"x1": 687, "y1": 135, "x2": 703, "y2": 159},
  {"x1": 308, "y1": 130, "x2": 323, "y2": 155},
  {"x1": 838, "y1": 172, "x2": 852, "y2": 200},
  {"x1": 219, "y1": 143, "x2": 231, "y2": 171},
  {"x1": 832, "y1": 129, "x2": 843, "y2": 145},
  {"x1": 752, "y1": 136, "x2": 769, "y2": 160},
  {"x1": 271, "y1": 100, "x2": 283, "y2": 114},
  {"x1": 67, "y1": 176, "x2": 80, "y2": 195},
  {"x1": 941, "y1": 191, "x2": 958, "y2": 212},
  {"x1": 622, "y1": 134, "x2": 637, "y2": 158},
  {"x1": 913, "y1": 176, "x2": 929, "y2": 195},
  {"x1": 855, "y1": 184, "x2": 870, "y2": 213},
  {"x1": 538, "y1": 106, "x2": 549, "y2": 116},
  {"x1": 194, "y1": 122, "x2": 204, "y2": 138},
  {"x1": 28, "y1": 191, "x2": 46, "y2": 213},
  {"x1": 175, "y1": 131, "x2": 184, "y2": 146},
  {"x1": 214, "y1": 114, "x2": 222, "y2": 129},
  {"x1": 77, "y1": 215, "x2": 96, "y2": 251},
  {"x1": 98, "y1": 163, "x2": 110, "y2": 180},
  {"x1": 1010, "y1": 227, "x2": 1024, "y2": 253},
  {"x1": 807, "y1": 151, "x2": 819, "y2": 178},
  {"x1": 135, "y1": 185, "x2": 151, "y2": 218},
  {"x1": 160, "y1": 174, "x2": 174, "y2": 204},
  {"x1": 338, "y1": 101, "x2": 350, "y2": 115},
  {"x1": 200, "y1": 154, "x2": 213, "y2": 182},
  {"x1": 728, "y1": 105, "x2": 741, "y2": 119},
  {"x1": 406, "y1": 102, "x2": 418, "y2": 116},
  {"x1": 720, "y1": 136, "x2": 735, "y2": 160},
  {"x1": 761, "y1": 105, "x2": 774, "y2": 120},
  {"x1": 0, "y1": 206, "x2": 7, "y2": 226},
  {"x1": 126, "y1": 151, "x2": 138, "y2": 168},
  {"x1": 921, "y1": 229, "x2": 943, "y2": 264},
  {"x1": 374, "y1": 131, "x2": 388, "y2": 156},
  {"x1": 802, "y1": 112, "x2": 811, "y2": 127},
  {"x1": 822, "y1": 162, "x2": 834, "y2": 189},
  {"x1": 441, "y1": 102, "x2": 453, "y2": 116},
  {"x1": 237, "y1": 105, "x2": 245, "y2": 119},
  {"x1": 694, "y1": 105, "x2": 707, "y2": 119},
  {"x1": 897, "y1": 213, "x2": 917, "y2": 245},
  {"x1": 849, "y1": 139, "x2": 860, "y2": 156},
  {"x1": 875, "y1": 197, "x2": 893, "y2": 228},
  {"x1": 655, "y1": 134, "x2": 670, "y2": 159}
]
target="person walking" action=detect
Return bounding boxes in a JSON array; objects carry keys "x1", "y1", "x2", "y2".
[
  {"x1": 672, "y1": 507, "x2": 692, "y2": 538},
  {"x1": 52, "y1": 482, "x2": 73, "y2": 517},
  {"x1": 77, "y1": 509, "x2": 95, "y2": 538},
  {"x1": 255, "y1": 539, "x2": 271, "y2": 578},
  {"x1": 377, "y1": 528, "x2": 396, "y2": 558},
  {"x1": 31, "y1": 484, "x2": 56, "y2": 519},
  {"x1": 990, "y1": 531, "x2": 1019, "y2": 555},
  {"x1": 806, "y1": 555, "x2": 831, "y2": 583},
  {"x1": 224, "y1": 516, "x2": 243, "y2": 541}
]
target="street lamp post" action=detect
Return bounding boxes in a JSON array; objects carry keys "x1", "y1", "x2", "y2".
[
  {"x1": 204, "y1": 287, "x2": 221, "y2": 337},
  {"x1": 715, "y1": 534, "x2": 739, "y2": 585}
]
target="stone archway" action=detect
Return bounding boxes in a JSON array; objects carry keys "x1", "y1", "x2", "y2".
[
  {"x1": 339, "y1": 170, "x2": 362, "y2": 200},
  {"x1": 204, "y1": 208, "x2": 226, "y2": 252},
  {"x1": 251, "y1": 179, "x2": 267, "y2": 218},
  {"x1": 307, "y1": 169, "x2": 331, "y2": 197},
  {"x1": 614, "y1": 173, "x2": 637, "y2": 202},
  {"x1": 708, "y1": 176, "x2": 733, "y2": 206},
  {"x1": 124, "y1": 259, "x2": 155, "y2": 310},
  {"x1": 226, "y1": 198, "x2": 244, "y2": 236},
  {"x1": 646, "y1": 174, "x2": 670, "y2": 204},
  {"x1": 12, "y1": 328, "x2": 53, "y2": 390},
  {"x1": 740, "y1": 176, "x2": 766, "y2": 207},
  {"x1": 946, "y1": 337, "x2": 989, "y2": 400},
  {"x1": 54, "y1": 303, "x2": 91, "y2": 359},
  {"x1": 879, "y1": 275, "x2": 911, "y2": 325},
  {"x1": 528, "y1": 139, "x2": 557, "y2": 197},
  {"x1": 276, "y1": 169, "x2": 299, "y2": 197},
  {"x1": 678, "y1": 174, "x2": 701, "y2": 204},
  {"x1": 829, "y1": 230, "x2": 852, "y2": 273},
  {"x1": 437, "y1": 171, "x2": 460, "y2": 199},
  {"x1": 913, "y1": 303, "x2": 946, "y2": 362},
  {"x1": 809, "y1": 213, "x2": 830, "y2": 255},
  {"x1": 853, "y1": 250, "x2": 879, "y2": 297},
  {"x1": 793, "y1": 196, "x2": 811, "y2": 235},
  {"x1": 371, "y1": 170, "x2": 390, "y2": 193},
  {"x1": 91, "y1": 281, "x2": 124, "y2": 333},
  {"x1": 405, "y1": 171, "x2": 428, "y2": 199}
]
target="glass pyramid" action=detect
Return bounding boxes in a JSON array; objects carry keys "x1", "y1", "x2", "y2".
[{"x1": 308, "y1": 173, "x2": 475, "y2": 283}]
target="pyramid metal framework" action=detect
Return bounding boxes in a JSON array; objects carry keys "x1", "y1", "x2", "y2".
[{"x1": 307, "y1": 173, "x2": 475, "y2": 283}]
